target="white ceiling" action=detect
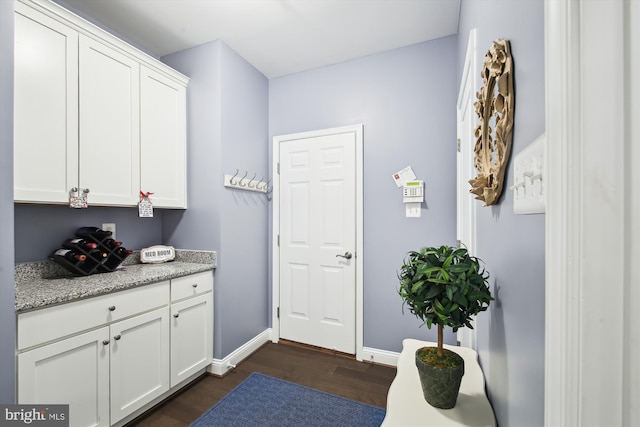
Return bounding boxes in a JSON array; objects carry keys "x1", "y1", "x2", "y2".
[{"x1": 58, "y1": 0, "x2": 460, "y2": 79}]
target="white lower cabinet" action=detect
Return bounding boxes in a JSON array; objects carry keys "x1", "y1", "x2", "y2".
[
  {"x1": 170, "y1": 271, "x2": 214, "y2": 386},
  {"x1": 17, "y1": 271, "x2": 213, "y2": 427},
  {"x1": 110, "y1": 307, "x2": 170, "y2": 424},
  {"x1": 18, "y1": 327, "x2": 110, "y2": 427},
  {"x1": 171, "y1": 293, "x2": 213, "y2": 386}
]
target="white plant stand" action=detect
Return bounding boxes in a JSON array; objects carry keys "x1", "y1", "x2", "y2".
[{"x1": 382, "y1": 339, "x2": 496, "y2": 426}]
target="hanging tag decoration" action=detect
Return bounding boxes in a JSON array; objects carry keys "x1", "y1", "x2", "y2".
[
  {"x1": 139, "y1": 191, "x2": 154, "y2": 217},
  {"x1": 69, "y1": 188, "x2": 89, "y2": 209}
]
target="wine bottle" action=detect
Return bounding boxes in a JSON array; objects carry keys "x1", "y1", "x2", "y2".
[
  {"x1": 114, "y1": 247, "x2": 133, "y2": 258},
  {"x1": 88, "y1": 249, "x2": 108, "y2": 262},
  {"x1": 103, "y1": 238, "x2": 122, "y2": 249},
  {"x1": 76, "y1": 226, "x2": 112, "y2": 240},
  {"x1": 52, "y1": 249, "x2": 87, "y2": 263},
  {"x1": 62, "y1": 238, "x2": 97, "y2": 251}
]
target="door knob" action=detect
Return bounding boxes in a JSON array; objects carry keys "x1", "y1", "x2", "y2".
[{"x1": 336, "y1": 252, "x2": 353, "y2": 260}]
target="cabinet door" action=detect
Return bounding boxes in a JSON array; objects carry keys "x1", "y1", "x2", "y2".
[
  {"x1": 14, "y1": 4, "x2": 78, "y2": 203},
  {"x1": 79, "y1": 34, "x2": 140, "y2": 206},
  {"x1": 140, "y1": 66, "x2": 187, "y2": 208},
  {"x1": 110, "y1": 306, "x2": 169, "y2": 424},
  {"x1": 170, "y1": 292, "x2": 213, "y2": 386},
  {"x1": 18, "y1": 327, "x2": 110, "y2": 427}
]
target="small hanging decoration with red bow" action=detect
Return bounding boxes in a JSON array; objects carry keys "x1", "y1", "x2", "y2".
[
  {"x1": 69, "y1": 187, "x2": 90, "y2": 209},
  {"x1": 139, "y1": 191, "x2": 154, "y2": 218}
]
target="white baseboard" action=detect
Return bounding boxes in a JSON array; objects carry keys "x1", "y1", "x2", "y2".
[
  {"x1": 209, "y1": 330, "x2": 399, "y2": 375},
  {"x1": 208, "y1": 329, "x2": 273, "y2": 376},
  {"x1": 362, "y1": 346, "x2": 399, "y2": 367}
]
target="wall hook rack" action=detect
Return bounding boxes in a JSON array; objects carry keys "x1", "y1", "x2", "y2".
[{"x1": 224, "y1": 170, "x2": 271, "y2": 194}]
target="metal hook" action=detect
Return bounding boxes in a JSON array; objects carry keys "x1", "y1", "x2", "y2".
[
  {"x1": 229, "y1": 169, "x2": 239, "y2": 185},
  {"x1": 248, "y1": 172, "x2": 257, "y2": 188},
  {"x1": 239, "y1": 171, "x2": 248, "y2": 187},
  {"x1": 265, "y1": 179, "x2": 273, "y2": 194},
  {"x1": 256, "y1": 177, "x2": 264, "y2": 190}
]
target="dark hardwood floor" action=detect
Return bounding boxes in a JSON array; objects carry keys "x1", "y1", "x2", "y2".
[{"x1": 128, "y1": 341, "x2": 397, "y2": 427}]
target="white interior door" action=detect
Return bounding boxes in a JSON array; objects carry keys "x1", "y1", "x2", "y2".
[
  {"x1": 457, "y1": 29, "x2": 478, "y2": 349},
  {"x1": 274, "y1": 125, "x2": 362, "y2": 355}
]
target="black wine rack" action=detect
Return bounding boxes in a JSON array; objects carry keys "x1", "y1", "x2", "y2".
[{"x1": 50, "y1": 228, "x2": 131, "y2": 276}]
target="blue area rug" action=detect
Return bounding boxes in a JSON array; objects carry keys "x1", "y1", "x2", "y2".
[{"x1": 190, "y1": 372, "x2": 386, "y2": 427}]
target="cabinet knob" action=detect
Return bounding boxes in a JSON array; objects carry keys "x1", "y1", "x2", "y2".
[
  {"x1": 102, "y1": 340, "x2": 110, "y2": 345},
  {"x1": 113, "y1": 334, "x2": 121, "y2": 341},
  {"x1": 70, "y1": 187, "x2": 78, "y2": 193},
  {"x1": 173, "y1": 313, "x2": 180, "y2": 318},
  {"x1": 192, "y1": 283, "x2": 198, "y2": 288},
  {"x1": 82, "y1": 188, "x2": 90, "y2": 194},
  {"x1": 108, "y1": 306, "x2": 116, "y2": 311}
]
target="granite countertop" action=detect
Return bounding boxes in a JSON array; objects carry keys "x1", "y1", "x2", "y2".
[{"x1": 15, "y1": 250, "x2": 217, "y2": 313}]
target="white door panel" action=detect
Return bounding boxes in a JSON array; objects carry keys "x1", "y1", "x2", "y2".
[{"x1": 278, "y1": 129, "x2": 358, "y2": 354}]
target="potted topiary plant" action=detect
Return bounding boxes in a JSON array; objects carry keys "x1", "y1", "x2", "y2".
[{"x1": 398, "y1": 245, "x2": 493, "y2": 409}]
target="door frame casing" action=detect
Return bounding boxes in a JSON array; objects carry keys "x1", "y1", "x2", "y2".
[
  {"x1": 545, "y1": 0, "x2": 640, "y2": 425},
  {"x1": 271, "y1": 124, "x2": 364, "y2": 360},
  {"x1": 456, "y1": 28, "x2": 478, "y2": 349}
]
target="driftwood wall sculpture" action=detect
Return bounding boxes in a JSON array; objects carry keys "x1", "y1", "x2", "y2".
[{"x1": 469, "y1": 39, "x2": 514, "y2": 206}]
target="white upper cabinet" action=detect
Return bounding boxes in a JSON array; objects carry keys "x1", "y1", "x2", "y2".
[
  {"x1": 140, "y1": 67, "x2": 187, "y2": 208},
  {"x1": 14, "y1": 0, "x2": 189, "y2": 208},
  {"x1": 14, "y1": 3, "x2": 78, "y2": 204},
  {"x1": 79, "y1": 35, "x2": 140, "y2": 206}
]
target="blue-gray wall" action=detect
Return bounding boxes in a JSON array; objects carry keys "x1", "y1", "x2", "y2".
[
  {"x1": 161, "y1": 42, "x2": 222, "y2": 252},
  {"x1": 0, "y1": 0, "x2": 15, "y2": 404},
  {"x1": 14, "y1": 206, "x2": 163, "y2": 262},
  {"x1": 458, "y1": 1, "x2": 545, "y2": 426},
  {"x1": 270, "y1": 36, "x2": 460, "y2": 350},
  {"x1": 163, "y1": 41, "x2": 270, "y2": 359},
  {"x1": 218, "y1": 43, "x2": 270, "y2": 355}
]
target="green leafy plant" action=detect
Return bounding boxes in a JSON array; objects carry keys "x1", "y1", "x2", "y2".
[{"x1": 398, "y1": 245, "x2": 493, "y2": 357}]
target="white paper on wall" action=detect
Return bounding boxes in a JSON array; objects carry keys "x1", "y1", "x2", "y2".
[{"x1": 392, "y1": 166, "x2": 416, "y2": 187}]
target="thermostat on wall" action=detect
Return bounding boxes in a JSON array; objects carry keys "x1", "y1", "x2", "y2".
[{"x1": 140, "y1": 245, "x2": 176, "y2": 263}]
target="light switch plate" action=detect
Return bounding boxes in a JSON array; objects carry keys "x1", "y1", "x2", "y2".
[
  {"x1": 406, "y1": 202, "x2": 421, "y2": 217},
  {"x1": 512, "y1": 134, "x2": 545, "y2": 214}
]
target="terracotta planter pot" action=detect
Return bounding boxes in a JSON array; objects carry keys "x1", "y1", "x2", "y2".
[{"x1": 414, "y1": 347, "x2": 465, "y2": 409}]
